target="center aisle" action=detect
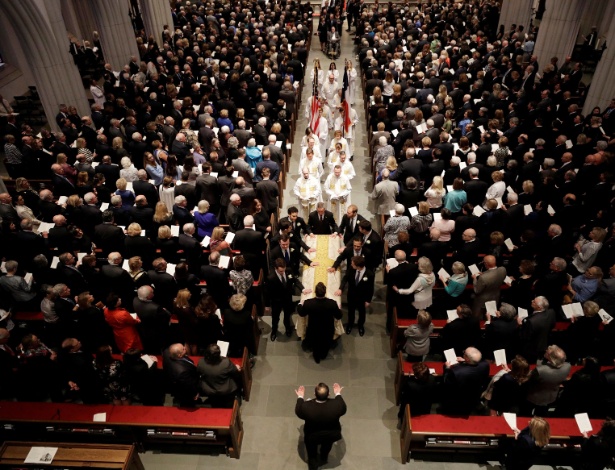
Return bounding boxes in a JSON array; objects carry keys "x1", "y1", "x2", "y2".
[{"x1": 140, "y1": 18, "x2": 493, "y2": 470}]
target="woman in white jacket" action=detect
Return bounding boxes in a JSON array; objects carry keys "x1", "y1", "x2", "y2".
[{"x1": 393, "y1": 257, "x2": 436, "y2": 311}]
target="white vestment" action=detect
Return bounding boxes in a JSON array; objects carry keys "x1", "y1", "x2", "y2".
[
  {"x1": 324, "y1": 174, "x2": 352, "y2": 222},
  {"x1": 293, "y1": 176, "x2": 322, "y2": 220}
]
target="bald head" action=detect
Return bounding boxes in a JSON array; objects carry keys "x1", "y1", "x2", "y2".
[{"x1": 483, "y1": 255, "x2": 496, "y2": 269}]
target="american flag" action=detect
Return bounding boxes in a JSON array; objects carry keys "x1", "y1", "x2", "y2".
[
  {"x1": 341, "y1": 67, "x2": 352, "y2": 134},
  {"x1": 310, "y1": 68, "x2": 320, "y2": 132}
]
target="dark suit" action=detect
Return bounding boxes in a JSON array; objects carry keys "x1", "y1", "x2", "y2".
[
  {"x1": 146, "y1": 270, "x2": 178, "y2": 311},
  {"x1": 295, "y1": 395, "x2": 347, "y2": 470},
  {"x1": 93, "y1": 223, "x2": 125, "y2": 257},
  {"x1": 340, "y1": 267, "x2": 374, "y2": 329},
  {"x1": 279, "y1": 216, "x2": 312, "y2": 238},
  {"x1": 442, "y1": 360, "x2": 490, "y2": 415},
  {"x1": 298, "y1": 297, "x2": 342, "y2": 361},
  {"x1": 74, "y1": 204, "x2": 103, "y2": 236},
  {"x1": 360, "y1": 231, "x2": 383, "y2": 270},
  {"x1": 52, "y1": 174, "x2": 76, "y2": 198},
  {"x1": 133, "y1": 180, "x2": 159, "y2": 209},
  {"x1": 95, "y1": 164, "x2": 121, "y2": 190},
  {"x1": 172, "y1": 205, "x2": 194, "y2": 231},
  {"x1": 464, "y1": 179, "x2": 489, "y2": 207},
  {"x1": 386, "y1": 262, "x2": 418, "y2": 328},
  {"x1": 48, "y1": 226, "x2": 73, "y2": 254},
  {"x1": 308, "y1": 210, "x2": 338, "y2": 235},
  {"x1": 267, "y1": 269, "x2": 303, "y2": 334},
  {"x1": 13, "y1": 231, "x2": 47, "y2": 272},
  {"x1": 518, "y1": 309, "x2": 556, "y2": 363},
  {"x1": 255, "y1": 180, "x2": 279, "y2": 216},
  {"x1": 394, "y1": 158, "x2": 423, "y2": 183},
  {"x1": 337, "y1": 214, "x2": 365, "y2": 245},
  {"x1": 232, "y1": 228, "x2": 266, "y2": 278},
  {"x1": 200, "y1": 265, "x2": 231, "y2": 309},
  {"x1": 269, "y1": 245, "x2": 311, "y2": 276},
  {"x1": 129, "y1": 206, "x2": 155, "y2": 232},
  {"x1": 58, "y1": 265, "x2": 88, "y2": 296},
  {"x1": 226, "y1": 204, "x2": 244, "y2": 232},
  {"x1": 133, "y1": 298, "x2": 171, "y2": 354},
  {"x1": 162, "y1": 348, "x2": 199, "y2": 406},
  {"x1": 195, "y1": 174, "x2": 221, "y2": 213},
  {"x1": 174, "y1": 183, "x2": 197, "y2": 211},
  {"x1": 100, "y1": 264, "x2": 134, "y2": 305}
]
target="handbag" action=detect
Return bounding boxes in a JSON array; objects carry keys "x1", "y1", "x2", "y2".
[{"x1": 333, "y1": 318, "x2": 344, "y2": 339}]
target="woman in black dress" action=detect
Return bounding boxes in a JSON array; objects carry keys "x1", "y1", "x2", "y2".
[{"x1": 195, "y1": 294, "x2": 223, "y2": 354}]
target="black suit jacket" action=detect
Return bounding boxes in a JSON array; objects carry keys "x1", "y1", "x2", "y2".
[
  {"x1": 162, "y1": 348, "x2": 199, "y2": 406},
  {"x1": 133, "y1": 180, "x2": 159, "y2": 209},
  {"x1": 340, "y1": 267, "x2": 375, "y2": 303},
  {"x1": 174, "y1": 183, "x2": 197, "y2": 210},
  {"x1": 279, "y1": 216, "x2": 311, "y2": 238},
  {"x1": 518, "y1": 309, "x2": 557, "y2": 362},
  {"x1": 100, "y1": 264, "x2": 133, "y2": 304},
  {"x1": 298, "y1": 296, "x2": 342, "y2": 349},
  {"x1": 394, "y1": 158, "x2": 423, "y2": 182},
  {"x1": 200, "y1": 265, "x2": 231, "y2": 309},
  {"x1": 295, "y1": 395, "x2": 347, "y2": 441},
  {"x1": 269, "y1": 245, "x2": 311, "y2": 275},
  {"x1": 129, "y1": 206, "x2": 155, "y2": 232},
  {"x1": 337, "y1": 214, "x2": 365, "y2": 245},
  {"x1": 133, "y1": 298, "x2": 171, "y2": 354},
  {"x1": 74, "y1": 205, "x2": 103, "y2": 236},
  {"x1": 93, "y1": 223, "x2": 125, "y2": 256},
  {"x1": 52, "y1": 175, "x2": 75, "y2": 198},
  {"x1": 387, "y1": 262, "x2": 418, "y2": 314},
  {"x1": 232, "y1": 228, "x2": 265, "y2": 276},
  {"x1": 95, "y1": 164, "x2": 121, "y2": 190},
  {"x1": 308, "y1": 210, "x2": 339, "y2": 235},
  {"x1": 146, "y1": 270, "x2": 178, "y2": 310},
  {"x1": 267, "y1": 269, "x2": 303, "y2": 305},
  {"x1": 464, "y1": 179, "x2": 489, "y2": 207}
]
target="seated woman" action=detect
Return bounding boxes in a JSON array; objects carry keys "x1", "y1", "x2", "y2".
[
  {"x1": 500, "y1": 417, "x2": 550, "y2": 470},
  {"x1": 223, "y1": 294, "x2": 256, "y2": 357},
  {"x1": 402, "y1": 310, "x2": 433, "y2": 362},
  {"x1": 93, "y1": 345, "x2": 131, "y2": 405},
  {"x1": 397, "y1": 362, "x2": 437, "y2": 428},
  {"x1": 485, "y1": 355, "x2": 530, "y2": 415},
  {"x1": 197, "y1": 343, "x2": 242, "y2": 408}
]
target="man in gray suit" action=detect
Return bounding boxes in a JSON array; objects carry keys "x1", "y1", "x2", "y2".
[
  {"x1": 369, "y1": 169, "x2": 399, "y2": 215},
  {"x1": 525, "y1": 344, "x2": 571, "y2": 415},
  {"x1": 472, "y1": 255, "x2": 507, "y2": 317}
]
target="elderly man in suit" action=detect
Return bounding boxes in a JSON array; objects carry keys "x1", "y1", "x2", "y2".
[
  {"x1": 472, "y1": 255, "x2": 507, "y2": 317},
  {"x1": 370, "y1": 169, "x2": 399, "y2": 215},
  {"x1": 163, "y1": 343, "x2": 200, "y2": 407},
  {"x1": 295, "y1": 382, "x2": 346, "y2": 470},
  {"x1": 441, "y1": 347, "x2": 490, "y2": 415},
  {"x1": 385, "y1": 250, "x2": 418, "y2": 330},
  {"x1": 232, "y1": 215, "x2": 266, "y2": 279},
  {"x1": 133, "y1": 285, "x2": 171, "y2": 354},
  {"x1": 518, "y1": 296, "x2": 557, "y2": 363},
  {"x1": 525, "y1": 344, "x2": 571, "y2": 415},
  {"x1": 298, "y1": 282, "x2": 342, "y2": 363},
  {"x1": 200, "y1": 252, "x2": 231, "y2": 310},
  {"x1": 308, "y1": 202, "x2": 339, "y2": 235}
]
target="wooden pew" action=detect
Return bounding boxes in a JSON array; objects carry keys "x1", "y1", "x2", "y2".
[
  {"x1": 0, "y1": 400, "x2": 243, "y2": 458},
  {"x1": 399, "y1": 404, "x2": 603, "y2": 464},
  {"x1": 389, "y1": 308, "x2": 571, "y2": 357},
  {"x1": 393, "y1": 351, "x2": 614, "y2": 405}
]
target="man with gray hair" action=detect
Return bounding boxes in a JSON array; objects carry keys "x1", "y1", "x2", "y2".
[
  {"x1": 133, "y1": 284, "x2": 171, "y2": 354},
  {"x1": 442, "y1": 346, "x2": 489, "y2": 415},
  {"x1": 100, "y1": 251, "x2": 132, "y2": 304},
  {"x1": 385, "y1": 249, "x2": 418, "y2": 331},
  {"x1": 227, "y1": 194, "x2": 244, "y2": 232},
  {"x1": 535, "y1": 257, "x2": 569, "y2": 310},
  {"x1": 525, "y1": 344, "x2": 571, "y2": 414},
  {"x1": 200, "y1": 251, "x2": 231, "y2": 309},
  {"x1": 173, "y1": 195, "x2": 193, "y2": 230},
  {"x1": 370, "y1": 168, "x2": 398, "y2": 215},
  {"x1": 518, "y1": 296, "x2": 556, "y2": 363},
  {"x1": 134, "y1": 169, "x2": 159, "y2": 208},
  {"x1": 232, "y1": 214, "x2": 266, "y2": 278}
]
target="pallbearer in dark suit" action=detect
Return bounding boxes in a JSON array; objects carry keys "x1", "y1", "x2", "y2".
[
  {"x1": 308, "y1": 202, "x2": 339, "y2": 235},
  {"x1": 162, "y1": 343, "x2": 200, "y2": 407},
  {"x1": 335, "y1": 256, "x2": 374, "y2": 336},
  {"x1": 267, "y1": 258, "x2": 309, "y2": 341},
  {"x1": 279, "y1": 206, "x2": 313, "y2": 240},
  {"x1": 295, "y1": 382, "x2": 347, "y2": 470},
  {"x1": 336, "y1": 204, "x2": 365, "y2": 245},
  {"x1": 298, "y1": 282, "x2": 343, "y2": 363}
]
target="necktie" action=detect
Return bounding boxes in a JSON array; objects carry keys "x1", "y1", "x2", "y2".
[
  {"x1": 320, "y1": 215, "x2": 323, "y2": 222},
  {"x1": 284, "y1": 250, "x2": 290, "y2": 263},
  {"x1": 355, "y1": 270, "x2": 361, "y2": 285},
  {"x1": 280, "y1": 274, "x2": 286, "y2": 285}
]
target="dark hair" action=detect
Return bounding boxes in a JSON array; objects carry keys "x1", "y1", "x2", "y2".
[
  {"x1": 351, "y1": 256, "x2": 365, "y2": 268},
  {"x1": 288, "y1": 206, "x2": 299, "y2": 215},
  {"x1": 315, "y1": 282, "x2": 326, "y2": 297},
  {"x1": 233, "y1": 255, "x2": 246, "y2": 271},
  {"x1": 174, "y1": 262, "x2": 190, "y2": 281},
  {"x1": 279, "y1": 219, "x2": 291, "y2": 231},
  {"x1": 95, "y1": 345, "x2": 114, "y2": 368},
  {"x1": 195, "y1": 295, "x2": 217, "y2": 319},
  {"x1": 204, "y1": 343, "x2": 222, "y2": 365},
  {"x1": 106, "y1": 293, "x2": 120, "y2": 308},
  {"x1": 412, "y1": 362, "x2": 430, "y2": 381},
  {"x1": 358, "y1": 220, "x2": 372, "y2": 231},
  {"x1": 274, "y1": 258, "x2": 286, "y2": 269}
]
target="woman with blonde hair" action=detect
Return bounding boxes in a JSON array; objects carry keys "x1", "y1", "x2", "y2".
[
  {"x1": 127, "y1": 256, "x2": 151, "y2": 291},
  {"x1": 57, "y1": 153, "x2": 77, "y2": 184},
  {"x1": 409, "y1": 201, "x2": 434, "y2": 245},
  {"x1": 173, "y1": 289, "x2": 198, "y2": 355},
  {"x1": 112, "y1": 136, "x2": 129, "y2": 163},
  {"x1": 158, "y1": 176, "x2": 175, "y2": 212},
  {"x1": 393, "y1": 257, "x2": 436, "y2": 312},
  {"x1": 76, "y1": 137, "x2": 94, "y2": 162},
  {"x1": 179, "y1": 118, "x2": 198, "y2": 148},
  {"x1": 210, "y1": 226, "x2": 231, "y2": 256},
  {"x1": 403, "y1": 310, "x2": 434, "y2": 362},
  {"x1": 124, "y1": 223, "x2": 155, "y2": 268},
  {"x1": 377, "y1": 156, "x2": 398, "y2": 183},
  {"x1": 501, "y1": 416, "x2": 550, "y2": 469},
  {"x1": 424, "y1": 175, "x2": 445, "y2": 209},
  {"x1": 152, "y1": 200, "x2": 173, "y2": 231},
  {"x1": 115, "y1": 177, "x2": 135, "y2": 209}
]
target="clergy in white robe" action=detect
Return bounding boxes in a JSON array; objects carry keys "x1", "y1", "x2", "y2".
[
  {"x1": 327, "y1": 143, "x2": 343, "y2": 169},
  {"x1": 293, "y1": 167, "x2": 322, "y2": 220},
  {"x1": 315, "y1": 108, "x2": 330, "y2": 159},
  {"x1": 321, "y1": 74, "x2": 340, "y2": 103},
  {"x1": 335, "y1": 152, "x2": 356, "y2": 180},
  {"x1": 300, "y1": 136, "x2": 324, "y2": 162},
  {"x1": 328, "y1": 130, "x2": 349, "y2": 155},
  {"x1": 324, "y1": 165, "x2": 352, "y2": 222},
  {"x1": 334, "y1": 105, "x2": 359, "y2": 158},
  {"x1": 299, "y1": 149, "x2": 324, "y2": 180},
  {"x1": 345, "y1": 62, "x2": 358, "y2": 106}
]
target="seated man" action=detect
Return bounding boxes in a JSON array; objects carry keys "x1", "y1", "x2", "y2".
[
  {"x1": 163, "y1": 343, "x2": 200, "y2": 407},
  {"x1": 441, "y1": 346, "x2": 489, "y2": 415}
]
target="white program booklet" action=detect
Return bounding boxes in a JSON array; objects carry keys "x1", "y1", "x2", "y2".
[
  {"x1": 389, "y1": 209, "x2": 396, "y2": 217},
  {"x1": 562, "y1": 303, "x2": 584, "y2": 319},
  {"x1": 494, "y1": 349, "x2": 507, "y2": 366},
  {"x1": 93, "y1": 412, "x2": 107, "y2": 422},
  {"x1": 438, "y1": 268, "x2": 450, "y2": 282},
  {"x1": 503, "y1": 412, "x2": 517, "y2": 431},
  {"x1": 217, "y1": 340, "x2": 229, "y2": 357},
  {"x1": 386, "y1": 258, "x2": 399, "y2": 270},
  {"x1": 485, "y1": 301, "x2": 497, "y2": 315},
  {"x1": 225, "y1": 232, "x2": 235, "y2": 243},
  {"x1": 446, "y1": 310, "x2": 458, "y2": 322},
  {"x1": 24, "y1": 447, "x2": 58, "y2": 464},
  {"x1": 547, "y1": 205, "x2": 556, "y2": 215},
  {"x1": 100, "y1": 202, "x2": 109, "y2": 211},
  {"x1": 141, "y1": 355, "x2": 156, "y2": 368},
  {"x1": 518, "y1": 307, "x2": 528, "y2": 320},
  {"x1": 51, "y1": 256, "x2": 60, "y2": 269},
  {"x1": 444, "y1": 348, "x2": 458, "y2": 365},
  {"x1": 170, "y1": 225, "x2": 180, "y2": 237},
  {"x1": 504, "y1": 238, "x2": 514, "y2": 251},
  {"x1": 524, "y1": 204, "x2": 533, "y2": 216},
  {"x1": 409, "y1": 206, "x2": 419, "y2": 217},
  {"x1": 598, "y1": 309, "x2": 613, "y2": 323},
  {"x1": 468, "y1": 264, "x2": 480, "y2": 276},
  {"x1": 219, "y1": 255, "x2": 230, "y2": 269},
  {"x1": 473, "y1": 206, "x2": 486, "y2": 217},
  {"x1": 201, "y1": 235, "x2": 211, "y2": 247},
  {"x1": 122, "y1": 260, "x2": 130, "y2": 271},
  {"x1": 504, "y1": 276, "x2": 513, "y2": 286},
  {"x1": 575, "y1": 413, "x2": 592, "y2": 433},
  {"x1": 166, "y1": 263, "x2": 176, "y2": 276}
]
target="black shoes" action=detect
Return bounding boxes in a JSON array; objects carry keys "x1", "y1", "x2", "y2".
[
  {"x1": 345, "y1": 324, "x2": 353, "y2": 335},
  {"x1": 270, "y1": 331, "x2": 277, "y2": 342},
  {"x1": 358, "y1": 327, "x2": 365, "y2": 336},
  {"x1": 285, "y1": 329, "x2": 292, "y2": 337}
]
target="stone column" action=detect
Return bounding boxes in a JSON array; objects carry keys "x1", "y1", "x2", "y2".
[
  {"x1": 576, "y1": 0, "x2": 609, "y2": 45},
  {"x1": 582, "y1": 5, "x2": 615, "y2": 114},
  {"x1": 139, "y1": 0, "x2": 173, "y2": 43},
  {"x1": 0, "y1": 0, "x2": 90, "y2": 131},
  {"x1": 498, "y1": 0, "x2": 534, "y2": 34},
  {"x1": 90, "y1": 0, "x2": 140, "y2": 70},
  {"x1": 533, "y1": 0, "x2": 584, "y2": 66},
  {"x1": 70, "y1": 0, "x2": 99, "y2": 43},
  {"x1": 61, "y1": 0, "x2": 83, "y2": 40}
]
